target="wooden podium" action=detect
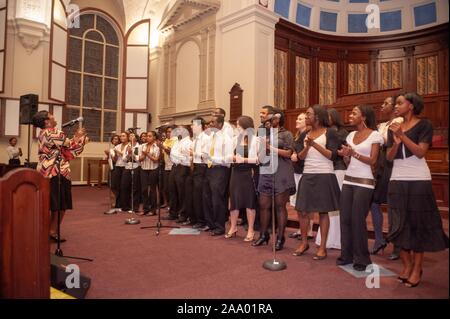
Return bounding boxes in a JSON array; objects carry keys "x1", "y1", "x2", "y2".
[{"x1": 0, "y1": 168, "x2": 50, "y2": 298}]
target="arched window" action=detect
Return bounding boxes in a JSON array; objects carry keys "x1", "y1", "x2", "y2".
[{"x1": 65, "y1": 13, "x2": 120, "y2": 142}]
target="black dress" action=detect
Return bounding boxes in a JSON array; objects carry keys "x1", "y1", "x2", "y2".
[
  {"x1": 229, "y1": 142, "x2": 257, "y2": 210},
  {"x1": 386, "y1": 119, "x2": 449, "y2": 252}
]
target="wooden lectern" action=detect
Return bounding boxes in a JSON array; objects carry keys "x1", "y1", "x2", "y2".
[{"x1": 0, "y1": 168, "x2": 50, "y2": 298}]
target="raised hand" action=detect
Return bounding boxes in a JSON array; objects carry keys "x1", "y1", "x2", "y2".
[{"x1": 389, "y1": 122, "x2": 403, "y2": 144}]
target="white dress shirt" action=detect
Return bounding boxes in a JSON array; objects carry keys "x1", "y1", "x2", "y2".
[
  {"x1": 170, "y1": 136, "x2": 192, "y2": 167},
  {"x1": 204, "y1": 129, "x2": 233, "y2": 167},
  {"x1": 192, "y1": 131, "x2": 209, "y2": 164}
]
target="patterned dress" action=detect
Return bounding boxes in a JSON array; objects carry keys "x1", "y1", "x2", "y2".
[{"x1": 37, "y1": 127, "x2": 86, "y2": 180}]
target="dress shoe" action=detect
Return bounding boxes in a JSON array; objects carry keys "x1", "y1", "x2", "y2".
[
  {"x1": 336, "y1": 257, "x2": 352, "y2": 266},
  {"x1": 181, "y1": 220, "x2": 193, "y2": 226},
  {"x1": 201, "y1": 225, "x2": 212, "y2": 232},
  {"x1": 211, "y1": 229, "x2": 225, "y2": 236},
  {"x1": 176, "y1": 218, "x2": 187, "y2": 224},
  {"x1": 353, "y1": 264, "x2": 367, "y2": 272},
  {"x1": 252, "y1": 233, "x2": 269, "y2": 246},
  {"x1": 162, "y1": 215, "x2": 177, "y2": 220},
  {"x1": 275, "y1": 236, "x2": 285, "y2": 251},
  {"x1": 388, "y1": 253, "x2": 400, "y2": 261},
  {"x1": 192, "y1": 223, "x2": 205, "y2": 229}
]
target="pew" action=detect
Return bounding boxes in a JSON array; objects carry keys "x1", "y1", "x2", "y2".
[{"x1": 0, "y1": 168, "x2": 50, "y2": 298}]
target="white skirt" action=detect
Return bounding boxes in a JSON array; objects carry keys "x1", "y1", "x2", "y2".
[
  {"x1": 289, "y1": 173, "x2": 302, "y2": 207},
  {"x1": 315, "y1": 170, "x2": 345, "y2": 249}
]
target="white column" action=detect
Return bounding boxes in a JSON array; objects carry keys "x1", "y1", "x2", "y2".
[{"x1": 216, "y1": 3, "x2": 279, "y2": 121}]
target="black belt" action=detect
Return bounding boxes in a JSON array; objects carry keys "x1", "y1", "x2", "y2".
[{"x1": 344, "y1": 175, "x2": 375, "y2": 186}]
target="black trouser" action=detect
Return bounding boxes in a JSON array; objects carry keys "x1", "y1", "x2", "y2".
[
  {"x1": 340, "y1": 184, "x2": 373, "y2": 266},
  {"x1": 182, "y1": 170, "x2": 194, "y2": 221},
  {"x1": 203, "y1": 166, "x2": 230, "y2": 232},
  {"x1": 9, "y1": 159, "x2": 20, "y2": 166},
  {"x1": 111, "y1": 166, "x2": 124, "y2": 208},
  {"x1": 140, "y1": 168, "x2": 158, "y2": 212},
  {"x1": 121, "y1": 167, "x2": 141, "y2": 212},
  {"x1": 163, "y1": 169, "x2": 171, "y2": 205},
  {"x1": 175, "y1": 165, "x2": 191, "y2": 220},
  {"x1": 192, "y1": 164, "x2": 207, "y2": 225},
  {"x1": 168, "y1": 166, "x2": 178, "y2": 218}
]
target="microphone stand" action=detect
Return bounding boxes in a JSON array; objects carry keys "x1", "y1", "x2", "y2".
[
  {"x1": 54, "y1": 125, "x2": 93, "y2": 262},
  {"x1": 141, "y1": 140, "x2": 179, "y2": 235},
  {"x1": 125, "y1": 138, "x2": 140, "y2": 225},
  {"x1": 263, "y1": 127, "x2": 286, "y2": 271}
]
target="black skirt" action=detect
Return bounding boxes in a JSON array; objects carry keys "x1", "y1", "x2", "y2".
[
  {"x1": 50, "y1": 176, "x2": 73, "y2": 212},
  {"x1": 295, "y1": 173, "x2": 340, "y2": 213},
  {"x1": 229, "y1": 165, "x2": 257, "y2": 210},
  {"x1": 386, "y1": 180, "x2": 449, "y2": 252}
]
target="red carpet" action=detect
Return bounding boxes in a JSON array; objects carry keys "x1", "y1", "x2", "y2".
[{"x1": 54, "y1": 186, "x2": 449, "y2": 299}]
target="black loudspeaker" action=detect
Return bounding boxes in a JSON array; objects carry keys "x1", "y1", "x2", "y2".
[
  {"x1": 19, "y1": 94, "x2": 39, "y2": 124},
  {"x1": 50, "y1": 254, "x2": 91, "y2": 299}
]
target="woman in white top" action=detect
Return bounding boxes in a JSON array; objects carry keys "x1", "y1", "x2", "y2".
[
  {"x1": 315, "y1": 108, "x2": 349, "y2": 250},
  {"x1": 289, "y1": 113, "x2": 314, "y2": 241},
  {"x1": 139, "y1": 131, "x2": 160, "y2": 216},
  {"x1": 112, "y1": 132, "x2": 129, "y2": 211},
  {"x1": 370, "y1": 96, "x2": 403, "y2": 257},
  {"x1": 386, "y1": 92, "x2": 448, "y2": 288},
  {"x1": 294, "y1": 105, "x2": 341, "y2": 260},
  {"x1": 120, "y1": 132, "x2": 141, "y2": 213},
  {"x1": 337, "y1": 105, "x2": 383, "y2": 272}
]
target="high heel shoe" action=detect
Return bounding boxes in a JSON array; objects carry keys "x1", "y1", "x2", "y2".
[
  {"x1": 398, "y1": 270, "x2": 422, "y2": 284},
  {"x1": 252, "y1": 233, "x2": 269, "y2": 246},
  {"x1": 244, "y1": 232, "x2": 255, "y2": 242},
  {"x1": 293, "y1": 244, "x2": 310, "y2": 256},
  {"x1": 275, "y1": 236, "x2": 285, "y2": 251},
  {"x1": 404, "y1": 270, "x2": 423, "y2": 288},
  {"x1": 370, "y1": 242, "x2": 387, "y2": 255},
  {"x1": 224, "y1": 230, "x2": 238, "y2": 239}
]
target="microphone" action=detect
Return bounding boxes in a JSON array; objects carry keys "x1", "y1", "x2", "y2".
[{"x1": 62, "y1": 117, "x2": 83, "y2": 128}]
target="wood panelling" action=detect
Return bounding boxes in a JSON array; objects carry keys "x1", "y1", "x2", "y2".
[
  {"x1": 275, "y1": 19, "x2": 448, "y2": 117},
  {"x1": 277, "y1": 20, "x2": 449, "y2": 210}
]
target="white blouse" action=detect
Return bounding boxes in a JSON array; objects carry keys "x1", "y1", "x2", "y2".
[
  {"x1": 303, "y1": 132, "x2": 334, "y2": 174},
  {"x1": 343, "y1": 130, "x2": 384, "y2": 189}
]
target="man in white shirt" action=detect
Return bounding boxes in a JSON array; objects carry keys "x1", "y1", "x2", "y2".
[
  {"x1": 170, "y1": 125, "x2": 193, "y2": 223},
  {"x1": 212, "y1": 107, "x2": 235, "y2": 140},
  {"x1": 190, "y1": 117, "x2": 209, "y2": 229},
  {"x1": 202, "y1": 115, "x2": 233, "y2": 235}
]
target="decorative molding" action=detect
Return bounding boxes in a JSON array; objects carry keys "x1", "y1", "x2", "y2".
[
  {"x1": 13, "y1": 18, "x2": 50, "y2": 54},
  {"x1": 159, "y1": 106, "x2": 214, "y2": 123},
  {"x1": 158, "y1": 0, "x2": 220, "y2": 33},
  {"x1": 217, "y1": 4, "x2": 279, "y2": 33}
]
